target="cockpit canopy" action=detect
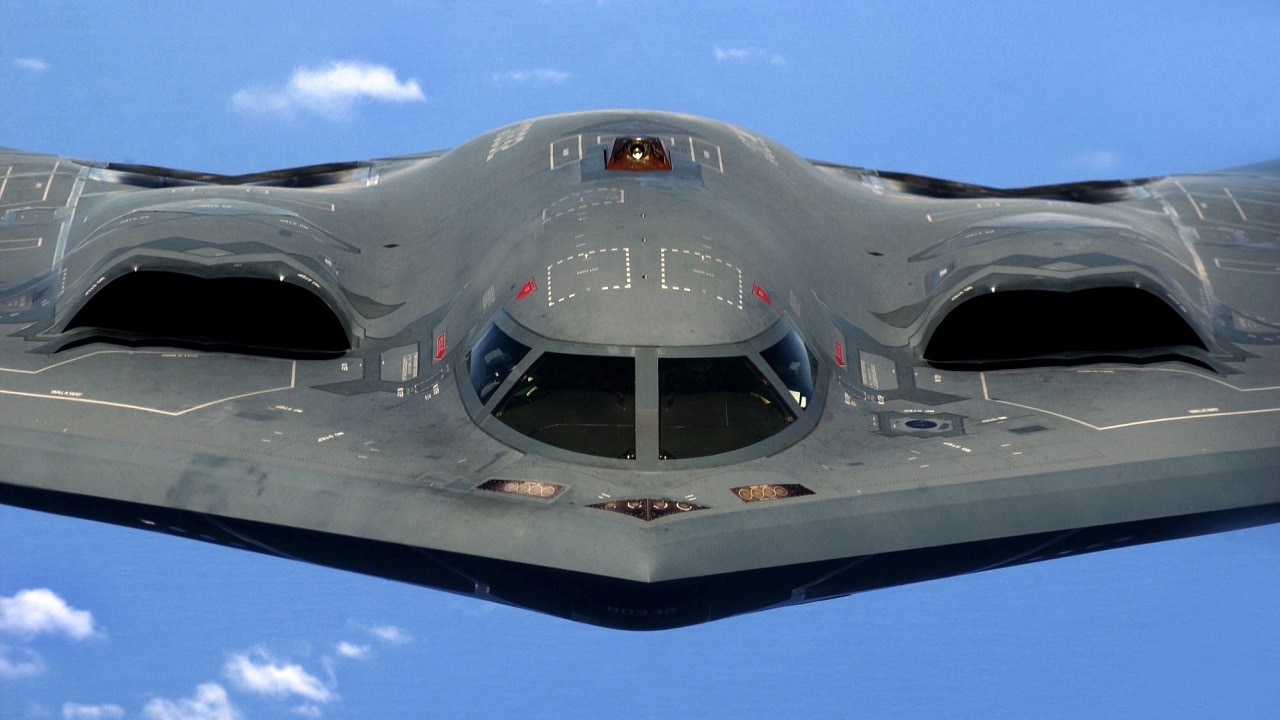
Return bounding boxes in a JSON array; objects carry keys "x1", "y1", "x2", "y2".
[{"x1": 464, "y1": 318, "x2": 821, "y2": 464}]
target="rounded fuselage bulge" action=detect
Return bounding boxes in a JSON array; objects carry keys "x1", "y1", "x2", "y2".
[
  {"x1": 442, "y1": 112, "x2": 832, "y2": 466},
  {"x1": 445, "y1": 110, "x2": 821, "y2": 349}
]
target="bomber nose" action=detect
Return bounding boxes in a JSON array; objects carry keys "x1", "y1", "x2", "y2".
[{"x1": 460, "y1": 310, "x2": 823, "y2": 468}]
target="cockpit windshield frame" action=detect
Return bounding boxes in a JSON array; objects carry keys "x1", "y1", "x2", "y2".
[{"x1": 458, "y1": 311, "x2": 826, "y2": 470}]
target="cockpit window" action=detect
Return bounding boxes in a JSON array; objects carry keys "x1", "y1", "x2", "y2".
[
  {"x1": 658, "y1": 356, "x2": 793, "y2": 459},
  {"x1": 468, "y1": 325, "x2": 531, "y2": 403},
  {"x1": 493, "y1": 353, "x2": 636, "y2": 458},
  {"x1": 464, "y1": 319, "x2": 824, "y2": 464},
  {"x1": 760, "y1": 331, "x2": 818, "y2": 411}
]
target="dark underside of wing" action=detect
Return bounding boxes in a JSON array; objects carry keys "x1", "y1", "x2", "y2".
[{"x1": 4, "y1": 480, "x2": 1279, "y2": 630}]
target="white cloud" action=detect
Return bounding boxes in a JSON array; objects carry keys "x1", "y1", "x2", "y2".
[
  {"x1": 14, "y1": 57, "x2": 50, "y2": 73},
  {"x1": 224, "y1": 650, "x2": 334, "y2": 703},
  {"x1": 0, "y1": 589, "x2": 97, "y2": 640},
  {"x1": 0, "y1": 643, "x2": 45, "y2": 679},
  {"x1": 62, "y1": 702, "x2": 124, "y2": 720},
  {"x1": 144, "y1": 683, "x2": 240, "y2": 720},
  {"x1": 493, "y1": 68, "x2": 569, "y2": 84},
  {"x1": 292, "y1": 705, "x2": 323, "y2": 718},
  {"x1": 714, "y1": 46, "x2": 785, "y2": 65},
  {"x1": 231, "y1": 61, "x2": 425, "y2": 120},
  {"x1": 334, "y1": 641, "x2": 369, "y2": 659},
  {"x1": 368, "y1": 624, "x2": 410, "y2": 645}
]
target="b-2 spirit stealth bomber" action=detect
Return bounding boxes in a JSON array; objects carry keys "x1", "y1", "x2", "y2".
[{"x1": 1, "y1": 111, "x2": 1277, "y2": 629}]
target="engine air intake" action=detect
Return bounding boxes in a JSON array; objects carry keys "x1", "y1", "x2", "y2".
[
  {"x1": 925, "y1": 287, "x2": 1206, "y2": 370},
  {"x1": 64, "y1": 271, "x2": 350, "y2": 359}
]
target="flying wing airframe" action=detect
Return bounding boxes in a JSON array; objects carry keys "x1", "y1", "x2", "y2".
[{"x1": 1, "y1": 110, "x2": 1277, "y2": 629}]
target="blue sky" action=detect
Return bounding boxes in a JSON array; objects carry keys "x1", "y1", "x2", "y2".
[{"x1": 2, "y1": 2, "x2": 1279, "y2": 718}]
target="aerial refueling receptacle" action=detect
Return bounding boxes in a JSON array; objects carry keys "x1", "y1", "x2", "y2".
[{"x1": 606, "y1": 136, "x2": 672, "y2": 172}]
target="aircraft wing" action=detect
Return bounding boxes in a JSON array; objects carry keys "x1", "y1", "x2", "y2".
[{"x1": 1, "y1": 111, "x2": 1277, "y2": 629}]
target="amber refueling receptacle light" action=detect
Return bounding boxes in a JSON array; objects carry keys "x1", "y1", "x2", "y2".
[{"x1": 606, "y1": 136, "x2": 672, "y2": 172}]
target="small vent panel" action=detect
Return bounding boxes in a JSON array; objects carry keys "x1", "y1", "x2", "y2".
[
  {"x1": 589, "y1": 498, "x2": 704, "y2": 521},
  {"x1": 477, "y1": 479, "x2": 565, "y2": 500},
  {"x1": 731, "y1": 484, "x2": 815, "y2": 503}
]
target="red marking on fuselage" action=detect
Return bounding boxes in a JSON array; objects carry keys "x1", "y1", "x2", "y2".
[{"x1": 515, "y1": 278, "x2": 538, "y2": 300}]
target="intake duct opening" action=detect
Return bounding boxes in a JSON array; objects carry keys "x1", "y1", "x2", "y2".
[
  {"x1": 924, "y1": 287, "x2": 1206, "y2": 370},
  {"x1": 64, "y1": 271, "x2": 349, "y2": 359}
]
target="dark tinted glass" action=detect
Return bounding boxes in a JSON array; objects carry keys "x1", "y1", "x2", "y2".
[
  {"x1": 493, "y1": 353, "x2": 636, "y2": 458},
  {"x1": 658, "y1": 357, "x2": 793, "y2": 459},
  {"x1": 760, "y1": 331, "x2": 817, "y2": 411},
  {"x1": 467, "y1": 326, "x2": 531, "y2": 403}
]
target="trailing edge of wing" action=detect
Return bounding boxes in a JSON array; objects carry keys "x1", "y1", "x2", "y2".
[
  {"x1": 1218, "y1": 158, "x2": 1280, "y2": 177},
  {"x1": 811, "y1": 160, "x2": 1159, "y2": 204},
  {"x1": 74, "y1": 149, "x2": 449, "y2": 189}
]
